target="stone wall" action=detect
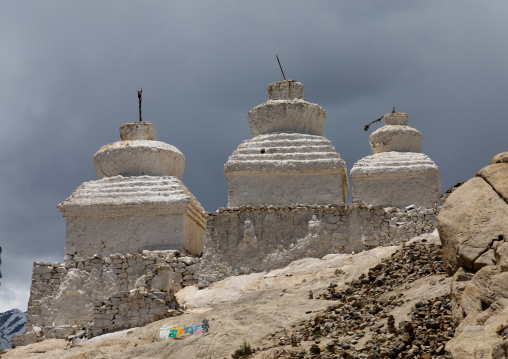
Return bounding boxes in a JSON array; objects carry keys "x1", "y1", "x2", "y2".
[
  {"x1": 89, "y1": 287, "x2": 181, "y2": 338},
  {"x1": 19, "y1": 250, "x2": 199, "y2": 344},
  {"x1": 17, "y1": 200, "x2": 444, "y2": 346},
  {"x1": 198, "y1": 203, "x2": 438, "y2": 287}
]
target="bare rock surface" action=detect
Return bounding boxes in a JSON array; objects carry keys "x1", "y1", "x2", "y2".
[
  {"x1": 438, "y1": 152, "x2": 508, "y2": 359},
  {"x1": 490, "y1": 151, "x2": 508, "y2": 164},
  {"x1": 437, "y1": 176, "x2": 508, "y2": 275},
  {"x1": 477, "y1": 163, "x2": 508, "y2": 203}
]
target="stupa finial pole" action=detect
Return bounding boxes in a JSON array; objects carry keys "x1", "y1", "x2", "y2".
[
  {"x1": 137, "y1": 88, "x2": 143, "y2": 122},
  {"x1": 276, "y1": 55, "x2": 286, "y2": 81},
  {"x1": 364, "y1": 115, "x2": 384, "y2": 132}
]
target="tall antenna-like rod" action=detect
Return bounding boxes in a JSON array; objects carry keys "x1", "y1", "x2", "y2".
[
  {"x1": 138, "y1": 88, "x2": 143, "y2": 122},
  {"x1": 276, "y1": 55, "x2": 286, "y2": 81}
]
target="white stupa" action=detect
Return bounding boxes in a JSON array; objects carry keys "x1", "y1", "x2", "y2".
[
  {"x1": 350, "y1": 110, "x2": 441, "y2": 208},
  {"x1": 224, "y1": 80, "x2": 349, "y2": 207},
  {"x1": 58, "y1": 121, "x2": 206, "y2": 258}
]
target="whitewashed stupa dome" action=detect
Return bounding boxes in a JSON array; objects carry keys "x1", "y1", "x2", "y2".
[
  {"x1": 350, "y1": 110, "x2": 441, "y2": 208},
  {"x1": 369, "y1": 112, "x2": 423, "y2": 153},
  {"x1": 224, "y1": 80, "x2": 349, "y2": 207},
  {"x1": 93, "y1": 121, "x2": 185, "y2": 179},
  {"x1": 247, "y1": 80, "x2": 326, "y2": 136},
  {"x1": 59, "y1": 118, "x2": 205, "y2": 258}
]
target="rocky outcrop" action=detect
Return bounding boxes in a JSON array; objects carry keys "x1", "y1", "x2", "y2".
[
  {"x1": 0, "y1": 309, "x2": 26, "y2": 350},
  {"x1": 438, "y1": 151, "x2": 508, "y2": 359},
  {"x1": 438, "y1": 177, "x2": 508, "y2": 275}
]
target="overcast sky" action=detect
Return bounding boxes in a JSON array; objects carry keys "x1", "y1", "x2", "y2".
[{"x1": 1, "y1": 1, "x2": 507, "y2": 312}]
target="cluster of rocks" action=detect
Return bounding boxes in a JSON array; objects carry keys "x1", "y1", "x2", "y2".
[
  {"x1": 275, "y1": 241, "x2": 455, "y2": 358},
  {"x1": 16, "y1": 250, "x2": 199, "y2": 346},
  {"x1": 438, "y1": 152, "x2": 508, "y2": 358},
  {"x1": 199, "y1": 203, "x2": 439, "y2": 287}
]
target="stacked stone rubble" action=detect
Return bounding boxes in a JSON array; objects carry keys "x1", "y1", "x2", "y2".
[
  {"x1": 15, "y1": 250, "x2": 199, "y2": 345},
  {"x1": 89, "y1": 288, "x2": 181, "y2": 337}
]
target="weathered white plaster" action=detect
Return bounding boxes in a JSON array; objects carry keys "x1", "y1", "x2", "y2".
[
  {"x1": 94, "y1": 122, "x2": 185, "y2": 180},
  {"x1": 369, "y1": 125, "x2": 423, "y2": 154},
  {"x1": 351, "y1": 155, "x2": 441, "y2": 208},
  {"x1": 383, "y1": 112, "x2": 409, "y2": 126},
  {"x1": 267, "y1": 80, "x2": 305, "y2": 100},
  {"x1": 351, "y1": 111, "x2": 441, "y2": 208},
  {"x1": 58, "y1": 175, "x2": 206, "y2": 256},
  {"x1": 199, "y1": 204, "x2": 439, "y2": 287},
  {"x1": 225, "y1": 133, "x2": 348, "y2": 206},
  {"x1": 94, "y1": 141, "x2": 184, "y2": 179},
  {"x1": 226, "y1": 81, "x2": 348, "y2": 206},
  {"x1": 119, "y1": 121, "x2": 157, "y2": 140},
  {"x1": 247, "y1": 81, "x2": 325, "y2": 137}
]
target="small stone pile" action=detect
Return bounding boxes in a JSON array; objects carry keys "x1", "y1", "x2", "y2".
[{"x1": 279, "y1": 241, "x2": 455, "y2": 358}]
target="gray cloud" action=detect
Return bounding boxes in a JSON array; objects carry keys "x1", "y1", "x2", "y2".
[{"x1": 1, "y1": 1, "x2": 507, "y2": 311}]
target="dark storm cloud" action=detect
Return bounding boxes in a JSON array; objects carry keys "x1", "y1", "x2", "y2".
[{"x1": 1, "y1": 1, "x2": 508, "y2": 310}]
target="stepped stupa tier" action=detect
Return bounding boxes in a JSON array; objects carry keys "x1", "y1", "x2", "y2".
[
  {"x1": 93, "y1": 122, "x2": 185, "y2": 179},
  {"x1": 224, "y1": 80, "x2": 348, "y2": 206},
  {"x1": 58, "y1": 121, "x2": 206, "y2": 258},
  {"x1": 350, "y1": 111, "x2": 441, "y2": 208}
]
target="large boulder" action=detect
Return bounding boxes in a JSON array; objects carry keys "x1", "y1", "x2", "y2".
[
  {"x1": 438, "y1": 151, "x2": 508, "y2": 358},
  {"x1": 437, "y1": 177, "x2": 508, "y2": 275}
]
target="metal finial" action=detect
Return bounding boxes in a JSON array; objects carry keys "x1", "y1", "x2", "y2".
[
  {"x1": 363, "y1": 116, "x2": 383, "y2": 131},
  {"x1": 138, "y1": 88, "x2": 143, "y2": 122},
  {"x1": 392, "y1": 106, "x2": 396, "y2": 113},
  {"x1": 276, "y1": 55, "x2": 286, "y2": 81}
]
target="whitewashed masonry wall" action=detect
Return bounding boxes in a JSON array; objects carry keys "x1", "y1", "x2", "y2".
[{"x1": 198, "y1": 203, "x2": 439, "y2": 287}]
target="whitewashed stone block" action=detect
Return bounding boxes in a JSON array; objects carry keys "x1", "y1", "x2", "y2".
[{"x1": 59, "y1": 175, "x2": 206, "y2": 256}]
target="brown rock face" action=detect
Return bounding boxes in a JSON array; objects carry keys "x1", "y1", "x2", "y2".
[
  {"x1": 438, "y1": 152, "x2": 508, "y2": 359},
  {"x1": 477, "y1": 163, "x2": 508, "y2": 203},
  {"x1": 490, "y1": 151, "x2": 508, "y2": 164},
  {"x1": 437, "y1": 176, "x2": 508, "y2": 275}
]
